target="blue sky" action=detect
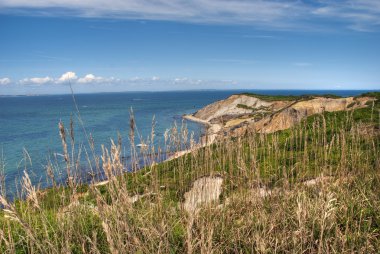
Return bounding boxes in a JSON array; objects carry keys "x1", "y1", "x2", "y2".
[{"x1": 0, "y1": 0, "x2": 379, "y2": 94}]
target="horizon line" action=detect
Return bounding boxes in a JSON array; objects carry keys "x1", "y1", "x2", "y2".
[{"x1": 1, "y1": 88, "x2": 379, "y2": 97}]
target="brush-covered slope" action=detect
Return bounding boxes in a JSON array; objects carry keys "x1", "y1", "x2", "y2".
[{"x1": 0, "y1": 92, "x2": 379, "y2": 253}]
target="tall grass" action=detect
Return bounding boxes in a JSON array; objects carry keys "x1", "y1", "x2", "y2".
[{"x1": 0, "y1": 103, "x2": 379, "y2": 253}]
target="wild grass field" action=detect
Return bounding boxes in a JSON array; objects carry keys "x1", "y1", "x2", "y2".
[{"x1": 0, "y1": 93, "x2": 379, "y2": 253}]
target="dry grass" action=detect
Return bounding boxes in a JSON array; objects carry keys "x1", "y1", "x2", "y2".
[{"x1": 0, "y1": 97, "x2": 379, "y2": 253}]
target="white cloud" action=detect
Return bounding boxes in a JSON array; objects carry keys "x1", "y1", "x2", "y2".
[
  {"x1": 0, "y1": 78, "x2": 11, "y2": 85},
  {"x1": 18, "y1": 72, "x2": 121, "y2": 85},
  {"x1": 174, "y1": 77, "x2": 188, "y2": 83},
  {"x1": 0, "y1": 0, "x2": 302, "y2": 26},
  {"x1": 78, "y1": 74, "x2": 103, "y2": 83},
  {"x1": 20, "y1": 76, "x2": 53, "y2": 85},
  {"x1": 173, "y1": 77, "x2": 204, "y2": 85},
  {"x1": 1, "y1": 0, "x2": 379, "y2": 30},
  {"x1": 19, "y1": 72, "x2": 77, "y2": 85},
  {"x1": 312, "y1": 0, "x2": 380, "y2": 31},
  {"x1": 57, "y1": 71, "x2": 77, "y2": 83},
  {"x1": 12, "y1": 73, "x2": 230, "y2": 89},
  {"x1": 3, "y1": 73, "x2": 249, "y2": 93},
  {"x1": 30, "y1": 76, "x2": 53, "y2": 84}
]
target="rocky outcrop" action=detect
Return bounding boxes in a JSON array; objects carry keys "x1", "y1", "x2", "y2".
[
  {"x1": 183, "y1": 176, "x2": 223, "y2": 213},
  {"x1": 185, "y1": 93, "x2": 375, "y2": 138},
  {"x1": 253, "y1": 97, "x2": 371, "y2": 133},
  {"x1": 193, "y1": 94, "x2": 288, "y2": 122}
]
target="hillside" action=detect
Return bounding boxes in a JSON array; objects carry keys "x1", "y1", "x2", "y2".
[
  {"x1": 185, "y1": 93, "x2": 376, "y2": 139},
  {"x1": 0, "y1": 92, "x2": 379, "y2": 253}
]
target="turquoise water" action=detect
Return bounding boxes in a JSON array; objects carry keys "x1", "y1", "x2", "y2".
[{"x1": 0, "y1": 90, "x2": 374, "y2": 196}]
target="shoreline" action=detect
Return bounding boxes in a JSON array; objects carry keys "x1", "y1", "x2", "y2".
[
  {"x1": 183, "y1": 114, "x2": 211, "y2": 126},
  {"x1": 183, "y1": 114, "x2": 222, "y2": 143},
  {"x1": 161, "y1": 114, "x2": 222, "y2": 162},
  {"x1": 94, "y1": 114, "x2": 218, "y2": 186}
]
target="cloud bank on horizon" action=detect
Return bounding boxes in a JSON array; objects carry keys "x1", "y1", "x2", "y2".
[
  {"x1": 0, "y1": 71, "x2": 197, "y2": 86},
  {"x1": 0, "y1": 0, "x2": 380, "y2": 31},
  {"x1": 0, "y1": 72, "x2": 236, "y2": 94},
  {"x1": 2, "y1": 72, "x2": 125, "y2": 86}
]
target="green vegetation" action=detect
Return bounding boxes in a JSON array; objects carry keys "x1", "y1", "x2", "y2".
[
  {"x1": 357, "y1": 91, "x2": 380, "y2": 100},
  {"x1": 236, "y1": 103, "x2": 253, "y2": 110},
  {"x1": 236, "y1": 104, "x2": 270, "y2": 112},
  {"x1": 0, "y1": 93, "x2": 379, "y2": 253},
  {"x1": 358, "y1": 92, "x2": 380, "y2": 109},
  {"x1": 240, "y1": 92, "x2": 342, "y2": 101}
]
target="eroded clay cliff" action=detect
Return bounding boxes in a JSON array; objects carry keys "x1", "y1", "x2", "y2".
[{"x1": 186, "y1": 94, "x2": 375, "y2": 138}]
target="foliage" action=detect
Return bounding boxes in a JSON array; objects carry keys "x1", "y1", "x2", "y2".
[{"x1": 239, "y1": 92, "x2": 342, "y2": 101}]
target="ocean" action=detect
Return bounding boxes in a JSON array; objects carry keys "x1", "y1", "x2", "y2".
[{"x1": 0, "y1": 90, "x2": 374, "y2": 197}]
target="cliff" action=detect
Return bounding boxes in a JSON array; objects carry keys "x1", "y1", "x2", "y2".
[{"x1": 185, "y1": 93, "x2": 376, "y2": 139}]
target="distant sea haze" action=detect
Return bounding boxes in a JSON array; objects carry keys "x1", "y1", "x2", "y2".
[{"x1": 0, "y1": 90, "x2": 375, "y2": 197}]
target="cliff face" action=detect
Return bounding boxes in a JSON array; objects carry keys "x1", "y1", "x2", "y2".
[
  {"x1": 193, "y1": 94, "x2": 288, "y2": 122},
  {"x1": 253, "y1": 97, "x2": 371, "y2": 133},
  {"x1": 187, "y1": 94, "x2": 375, "y2": 138}
]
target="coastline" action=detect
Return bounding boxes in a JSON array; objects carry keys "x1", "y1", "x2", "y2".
[
  {"x1": 56, "y1": 93, "x2": 380, "y2": 189},
  {"x1": 183, "y1": 114, "x2": 222, "y2": 140},
  {"x1": 182, "y1": 114, "x2": 211, "y2": 126},
  {"x1": 164, "y1": 114, "x2": 221, "y2": 162},
  {"x1": 92, "y1": 114, "x2": 214, "y2": 187},
  {"x1": 89, "y1": 114, "x2": 213, "y2": 188},
  {"x1": 3, "y1": 90, "x2": 374, "y2": 196}
]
